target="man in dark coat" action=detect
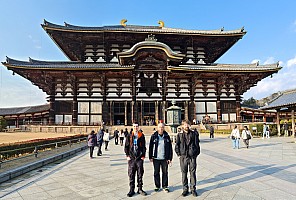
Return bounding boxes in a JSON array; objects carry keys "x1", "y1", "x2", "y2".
[
  {"x1": 125, "y1": 122, "x2": 147, "y2": 197},
  {"x1": 149, "y1": 122, "x2": 173, "y2": 192},
  {"x1": 175, "y1": 120, "x2": 200, "y2": 197},
  {"x1": 96, "y1": 128, "x2": 104, "y2": 156}
]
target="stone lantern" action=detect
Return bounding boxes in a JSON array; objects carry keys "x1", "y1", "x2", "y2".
[{"x1": 166, "y1": 100, "x2": 182, "y2": 134}]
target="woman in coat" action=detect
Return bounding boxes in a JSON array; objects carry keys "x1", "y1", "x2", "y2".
[
  {"x1": 103, "y1": 129, "x2": 110, "y2": 150},
  {"x1": 230, "y1": 125, "x2": 240, "y2": 149},
  {"x1": 88, "y1": 130, "x2": 97, "y2": 158},
  {"x1": 242, "y1": 126, "x2": 252, "y2": 148}
]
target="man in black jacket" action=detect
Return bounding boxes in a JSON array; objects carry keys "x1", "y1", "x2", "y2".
[
  {"x1": 175, "y1": 120, "x2": 200, "y2": 197},
  {"x1": 124, "y1": 122, "x2": 147, "y2": 197},
  {"x1": 149, "y1": 123, "x2": 173, "y2": 192}
]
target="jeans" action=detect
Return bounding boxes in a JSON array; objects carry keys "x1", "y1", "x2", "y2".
[
  {"x1": 232, "y1": 139, "x2": 239, "y2": 149},
  {"x1": 128, "y1": 159, "x2": 144, "y2": 191}
]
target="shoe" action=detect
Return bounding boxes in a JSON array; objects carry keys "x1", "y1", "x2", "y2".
[
  {"x1": 182, "y1": 190, "x2": 189, "y2": 197},
  {"x1": 137, "y1": 189, "x2": 147, "y2": 196},
  {"x1": 164, "y1": 187, "x2": 170, "y2": 193},
  {"x1": 192, "y1": 190, "x2": 198, "y2": 197},
  {"x1": 127, "y1": 190, "x2": 135, "y2": 197},
  {"x1": 154, "y1": 188, "x2": 160, "y2": 192}
]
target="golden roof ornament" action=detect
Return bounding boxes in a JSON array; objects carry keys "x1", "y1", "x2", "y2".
[
  {"x1": 120, "y1": 19, "x2": 127, "y2": 27},
  {"x1": 158, "y1": 20, "x2": 164, "y2": 28}
]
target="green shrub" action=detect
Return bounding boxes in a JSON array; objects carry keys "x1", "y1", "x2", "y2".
[{"x1": 0, "y1": 117, "x2": 7, "y2": 132}]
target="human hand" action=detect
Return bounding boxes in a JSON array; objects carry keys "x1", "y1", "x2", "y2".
[
  {"x1": 141, "y1": 157, "x2": 145, "y2": 160},
  {"x1": 150, "y1": 159, "x2": 153, "y2": 162},
  {"x1": 127, "y1": 156, "x2": 131, "y2": 161}
]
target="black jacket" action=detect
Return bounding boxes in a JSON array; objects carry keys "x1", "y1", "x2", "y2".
[
  {"x1": 124, "y1": 131, "x2": 146, "y2": 160},
  {"x1": 149, "y1": 131, "x2": 173, "y2": 161},
  {"x1": 175, "y1": 129, "x2": 200, "y2": 158}
]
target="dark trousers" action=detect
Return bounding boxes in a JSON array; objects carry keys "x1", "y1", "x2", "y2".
[
  {"x1": 243, "y1": 139, "x2": 249, "y2": 147},
  {"x1": 105, "y1": 141, "x2": 109, "y2": 150},
  {"x1": 210, "y1": 133, "x2": 214, "y2": 138},
  {"x1": 153, "y1": 159, "x2": 168, "y2": 188},
  {"x1": 180, "y1": 156, "x2": 197, "y2": 191},
  {"x1": 89, "y1": 146, "x2": 95, "y2": 158},
  {"x1": 115, "y1": 137, "x2": 119, "y2": 145},
  {"x1": 120, "y1": 137, "x2": 124, "y2": 146},
  {"x1": 97, "y1": 143, "x2": 102, "y2": 155},
  {"x1": 128, "y1": 159, "x2": 144, "y2": 191}
]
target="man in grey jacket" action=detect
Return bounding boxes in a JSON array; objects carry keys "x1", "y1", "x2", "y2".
[{"x1": 175, "y1": 120, "x2": 200, "y2": 197}]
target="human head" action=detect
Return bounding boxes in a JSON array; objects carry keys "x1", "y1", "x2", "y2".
[
  {"x1": 133, "y1": 122, "x2": 139, "y2": 132},
  {"x1": 234, "y1": 125, "x2": 237, "y2": 129},
  {"x1": 182, "y1": 120, "x2": 191, "y2": 132},
  {"x1": 158, "y1": 123, "x2": 165, "y2": 135},
  {"x1": 91, "y1": 130, "x2": 95, "y2": 134},
  {"x1": 244, "y1": 126, "x2": 248, "y2": 130}
]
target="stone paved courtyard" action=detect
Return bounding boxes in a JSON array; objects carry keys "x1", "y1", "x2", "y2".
[{"x1": 0, "y1": 134, "x2": 296, "y2": 200}]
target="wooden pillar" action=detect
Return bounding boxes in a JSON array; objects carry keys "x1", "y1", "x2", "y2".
[
  {"x1": 49, "y1": 82, "x2": 55, "y2": 125},
  {"x1": 252, "y1": 111, "x2": 255, "y2": 122},
  {"x1": 125, "y1": 101, "x2": 128, "y2": 126},
  {"x1": 109, "y1": 101, "x2": 113, "y2": 125},
  {"x1": 72, "y1": 79, "x2": 78, "y2": 125},
  {"x1": 161, "y1": 72, "x2": 167, "y2": 123},
  {"x1": 131, "y1": 72, "x2": 137, "y2": 123},
  {"x1": 217, "y1": 95, "x2": 222, "y2": 123},
  {"x1": 184, "y1": 101, "x2": 189, "y2": 121},
  {"x1": 276, "y1": 111, "x2": 281, "y2": 136},
  {"x1": 16, "y1": 115, "x2": 19, "y2": 128},
  {"x1": 292, "y1": 109, "x2": 295, "y2": 137},
  {"x1": 155, "y1": 101, "x2": 159, "y2": 124},
  {"x1": 235, "y1": 95, "x2": 241, "y2": 122}
]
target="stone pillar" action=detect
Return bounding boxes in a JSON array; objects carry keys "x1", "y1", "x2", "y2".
[
  {"x1": 291, "y1": 109, "x2": 295, "y2": 137},
  {"x1": 276, "y1": 111, "x2": 281, "y2": 136}
]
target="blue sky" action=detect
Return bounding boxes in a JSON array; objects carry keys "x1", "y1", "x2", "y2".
[{"x1": 0, "y1": 0, "x2": 296, "y2": 108}]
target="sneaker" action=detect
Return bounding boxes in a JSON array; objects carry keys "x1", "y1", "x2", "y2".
[
  {"x1": 164, "y1": 187, "x2": 170, "y2": 193},
  {"x1": 137, "y1": 189, "x2": 147, "y2": 196},
  {"x1": 182, "y1": 190, "x2": 189, "y2": 197},
  {"x1": 127, "y1": 190, "x2": 135, "y2": 197},
  {"x1": 154, "y1": 188, "x2": 160, "y2": 192},
  {"x1": 192, "y1": 190, "x2": 198, "y2": 197}
]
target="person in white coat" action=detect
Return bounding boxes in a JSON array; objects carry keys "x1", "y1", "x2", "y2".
[
  {"x1": 230, "y1": 125, "x2": 240, "y2": 149},
  {"x1": 242, "y1": 126, "x2": 252, "y2": 148},
  {"x1": 103, "y1": 129, "x2": 110, "y2": 150}
]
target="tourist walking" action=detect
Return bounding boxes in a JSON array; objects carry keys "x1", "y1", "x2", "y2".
[
  {"x1": 263, "y1": 123, "x2": 270, "y2": 139},
  {"x1": 242, "y1": 126, "x2": 252, "y2": 148},
  {"x1": 119, "y1": 129, "x2": 125, "y2": 146},
  {"x1": 97, "y1": 128, "x2": 104, "y2": 156},
  {"x1": 149, "y1": 123, "x2": 173, "y2": 193},
  {"x1": 209, "y1": 126, "x2": 214, "y2": 138},
  {"x1": 87, "y1": 130, "x2": 97, "y2": 159},
  {"x1": 283, "y1": 122, "x2": 289, "y2": 136},
  {"x1": 114, "y1": 128, "x2": 119, "y2": 145},
  {"x1": 230, "y1": 125, "x2": 240, "y2": 149},
  {"x1": 103, "y1": 129, "x2": 110, "y2": 150},
  {"x1": 175, "y1": 120, "x2": 200, "y2": 197},
  {"x1": 124, "y1": 122, "x2": 147, "y2": 197}
]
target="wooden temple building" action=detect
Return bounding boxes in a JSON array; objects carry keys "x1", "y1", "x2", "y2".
[{"x1": 2, "y1": 20, "x2": 282, "y2": 126}]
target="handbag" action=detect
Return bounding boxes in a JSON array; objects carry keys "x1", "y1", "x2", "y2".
[
  {"x1": 246, "y1": 133, "x2": 251, "y2": 140},
  {"x1": 231, "y1": 135, "x2": 235, "y2": 140}
]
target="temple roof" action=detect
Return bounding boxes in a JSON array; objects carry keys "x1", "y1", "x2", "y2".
[
  {"x1": 42, "y1": 20, "x2": 246, "y2": 35},
  {"x1": 2, "y1": 57, "x2": 134, "y2": 70},
  {"x1": 260, "y1": 89, "x2": 296, "y2": 110},
  {"x1": 41, "y1": 20, "x2": 246, "y2": 63},
  {"x1": 0, "y1": 104, "x2": 49, "y2": 116},
  {"x1": 2, "y1": 57, "x2": 281, "y2": 72}
]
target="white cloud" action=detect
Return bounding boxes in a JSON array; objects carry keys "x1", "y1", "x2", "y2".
[
  {"x1": 263, "y1": 57, "x2": 275, "y2": 65},
  {"x1": 251, "y1": 59, "x2": 260, "y2": 64},
  {"x1": 287, "y1": 56, "x2": 296, "y2": 68}
]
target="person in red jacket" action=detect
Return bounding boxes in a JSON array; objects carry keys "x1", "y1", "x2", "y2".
[{"x1": 124, "y1": 122, "x2": 147, "y2": 197}]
